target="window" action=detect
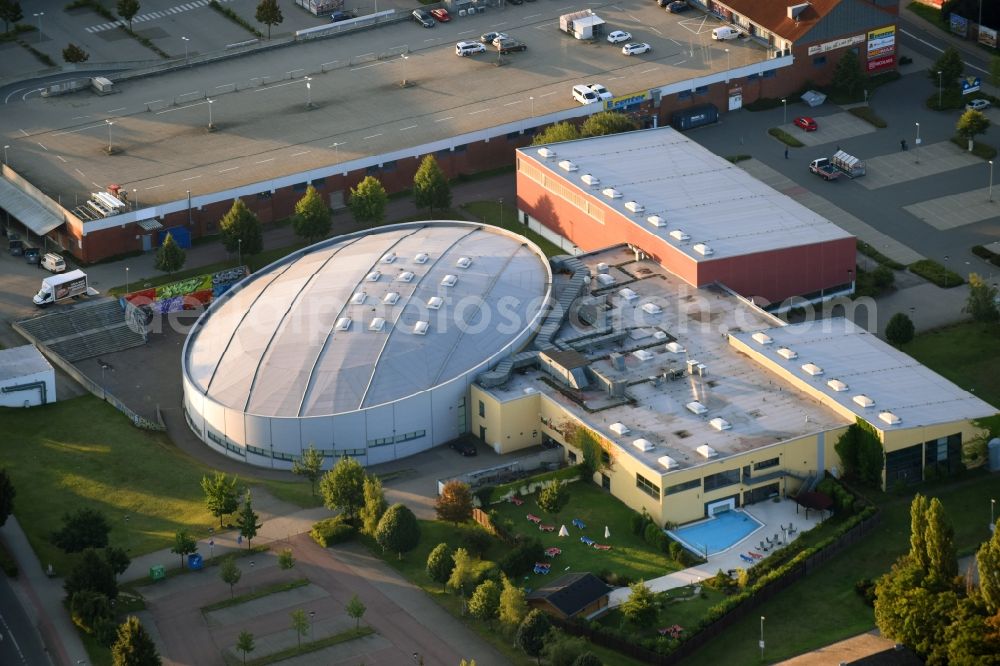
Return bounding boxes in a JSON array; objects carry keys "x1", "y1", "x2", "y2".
[
  {"x1": 256, "y1": 191, "x2": 272, "y2": 200},
  {"x1": 453, "y1": 144, "x2": 467, "y2": 153},
  {"x1": 311, "y1": 177, "x2": 326, "y2": 187},
  {"x1": 601, "y1": 451, "x2": 610, "y2": 465},
  {"x1": 292, "y1": 182, "x2": 308, "y2": 192},
  {"x1": 694, "y1": 85, "x2": 708, "y2": 95},
  {"x1": 436, "y1": 148, "x2": 451, "y2": 157},
  {"x1": 382, "y1": 160, "x2": 397, "y2": 172},
  {"x1": 478, "y1": 400, "x2": 485, "y2": 418},
  {"x1": 763, "y1": 70, "x2": 776, "y2": 79},
  {"x1": 704, "y1": 469, "x2": 740, "y2": 492},
  {"x1": 395, "y1": 429, "x2": 426, "y2": 443},
  {"x1": 665, "y1": 478, "x2": 700, "y2": 495},
  {"x1": 746, "y1": 72, "x2": 759, "y2": 81},
  {"x1": 507, "y1": 131, "x2": 521, "y2": 141},
  {"x1": 568, "y1": 451, "x2": 577, "y2": 464},
  {"x1": 368, "y1": 436, "x2": 394, "y2": 447},
  {"x1": 753, "y1": 457, "x2": 780, "y2": 471},
  {"x1": 366, "y1": 165, "x2": 380, "y2": 175},
  {"x1": 677, "y1": 90, "x2": 692, "y2": 100},
  {"x1": 636, "y1": 473, "x2": 660, "y2": 499},
  {"x1": 813, "y1": 56, "x2": 827, "y2": 66}
]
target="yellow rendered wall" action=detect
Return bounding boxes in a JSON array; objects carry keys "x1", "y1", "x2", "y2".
[{"x1": 469, "y1": 385, "x2": 542, "y2": 454}]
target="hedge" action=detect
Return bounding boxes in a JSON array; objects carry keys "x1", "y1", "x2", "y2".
[
  {"x1": 857, "y1": 240, "x2": 905, "y2": 270},
  {"x1": 908, "y1": 259, "x2": 965, "y2": 288},
  {"x1": 487, "y1": 465, "x2": 583, "y2": 504},
  {"x1": 972, "y1": 245, "x2": 1000, "y2": 268},
  {"x1": 310, "y1": 517, "x2": 355, "y2": 547}
]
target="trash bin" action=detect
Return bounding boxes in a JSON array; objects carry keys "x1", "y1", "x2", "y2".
[
  {"x1": 149, "y1": 564, "x2": 166, "y2": 581},
  {"x1": 188, "y1": 553, "x2": 204, "y2": 571}
]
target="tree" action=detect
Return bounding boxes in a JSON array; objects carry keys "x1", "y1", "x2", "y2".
[
  {"x1": 52, "y1": 507, "x2": 111, "y2": 553},
  {"x1": 435, "y1": 480, "x2": 474, "y2": 525},
  {"x1": 236, "y1": 630, "x2": 255, "y2": 665},
  {"x1": 0, "y1": 0, "x2": 24, "y2": 34},
  {"x1": 289, "y1": 609, "x2": 309, "y2": 648},
  {"x1": 515, "y1": 609, "x2": 550, "y2": 662},
  {"x1": 910, "y1": 494, "x2": 930, "y2": 572},
  {"x1": 580, "y1": 111, "x2": 639, "y2": 138},
  {"x1": 834, "y1": 421, "x2": 884, "y2": 486},
  {"x1": 541, "y1": 628, "x2": 588, "y2": 666},
  {"x1": 426, "y1": 542, "x2": 454, "y2": 590},
  {"x1": 171, "y1": 530, "x2": 197, "y2": 569},
  {"x1": 319, "y1": 454, "x2": 366, "y2": 519},
  {"x1": 219, "y1": 198, "x2": 263, "y2": 257},
  {"x1": 537, "y1": 479, "x2": 569, "y2": 515},
  {"x1": 291, "y1": 444, "x2": 324, "y2": 497},
  {"x1": 932, "y1": 46, "x2": 964, "y2": 90},
  {"x1": 220, "y1": 556, "x2": 241, "y2": 597},
  {"x1": 278, "y1": 548, "x2": 295, "y2": 570},
  {"x1": 831, "y1": 49, "x2": 864, "y2": 99},
  {"x1": 468, "y1": 579, "x2": 500, "y2": 626},
  {"x1": 348, "y1": 176, "x2": 387, "y2": 226},
  {"x1": 236, "y1": 490, "x2": 262, "y2": 550},
  {"x1": 925, "y1": 497, "x2": 957, "y2": 583},
  {"x1": 65, "y1": 548, "x2": 118, "y2": 602},
  {"x1": 374, "y1": 503, "x2": 420, "y2": 559},
  {"x1": 413, "y1": 154, "x2": 451, "y2": 213},
  {"x1": 116, "y1": 0, "x2": 140, "y2": 32},
  {"x1": 0, "y1": 468, "x2": 14, "y2": 527},
  {"x1": 111, "y1": 616, "x2": 160, "y2": 666},
  {"x1": 956, "y1": 109, "x2": 991, "y2": 150},
  {"x1": 359, "y1": 475, "x2": 387, "y2": 537},
  {"x1": 963, "y1": 273, "x2": 1000, "y2": 323},
  {"x1": 447, "y1": 547, "x2": 476, "y2": 594},
  {"x1": 977, "y1": 517, "x2": 1000, "y2": 613},
  {"x1": 498, "y1": 575, "x2": 528, "y2": 628},
  {"x1": 62, "y1": 43, "x2": 90, "y2": 63},
  {"x1": 71, "y1": 589, "x2": 112, "y2": 632},
  {"x1": 201, "y1": 472, "x2": 240, "y2": 528},
  {"x1": 105, "y1": 546, "x2": 131, "y2": 581},
  {"x1": 572, "y1": 653, "x2": 603, "y2": 666},
  {"x1": 154, "y1": 232, "x2": 186, "y2": 274},
  {"x1": 620, "y1": 581, "x2": 658, "y2": 627},
  {"x1": 292, "y1": 186, "x2": 331, "y2": 244},
  {"x1": 255, "y1": 0, "x2": 283, "y2": 40},
  {"x1": 885, "y1": 312, "x2": 914, "y2": 346},
  {"x1": 345, "y1": 593, "x2": 366, "y2": 628},
  {"x1": 531, "y1": 122, "x2": 581, "y2": 146}
]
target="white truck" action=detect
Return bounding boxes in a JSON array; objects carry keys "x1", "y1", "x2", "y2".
[{"x1": 33, "y1": 270, "x2": 89, "y2": 307}]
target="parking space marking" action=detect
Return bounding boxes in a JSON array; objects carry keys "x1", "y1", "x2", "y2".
[
  {"x1": 86, "y1": 0, "x2": 227, "y2": 33},
  {"x1": 364, "y1": 133, "x2": 383, "y2": 139},
  {"x1": 71, "y1": 115, "x2": 91, "y2": 120},
  {"x1": 669, "y1": 38, "x2": 680, "y2": 45},
  {"x1": 649, "y1": 27, "x2": 662, "y2": 35},
  {"x1": 107, "y1": 107, "x2": 126, "y2": 113},
  {"x1": 538, "y1": 91, "x2": 557, "y2": 97},
  {"x1": 218, "y1": 167, "x2": 240, "y2": 173},
  {"x1": 469, "y1": 109, "x2": 490, "y2": 115},
  {"x1": 75, "y1": 168, "x2": 86, "y2": 177},
  {"x1": 524, "y1": 13, "x2": 541, "y2": 18},
  {"x1": 254, "y1": 158, "x2": 274, "y2": 164},
  {"x1": 143, "y1": 100, "x2": 162, "y2": 106},
  {"x1": 434, "y1": 117, "x2": 454, "y2": 122},
  {"x1": 57, "y1": 155, "x2": 67, "y2": 163},
  {"x1": 639, "y1": 68, "x2": 657, "y2": 74},
  {"x1": 146, "y1": 184, "x2": 165, "y2": 190},
  {"x1": 290, "y1": 151, "x2": 311, "y2": 157},
  {"x1": 503, "y1": 101, "x2": 521, "y2": 106},
  {"x1": 399, "y1": 125, "x2": 417, "y2": 131},
  {"x1": 182, "y1": 175, "x2": 202, "y2": 181},
  {"x1": 36, "y1": 142, "x2": 47, "y2": 151},
  {"x1": 490, "y1": 22, "x2": 507, "y2": 27},
  {"x1": 673, "y1": 59, "x2": 687, "y2": 65},
  {"x1": 458, "y1": 29, "x2": 474, "y2": 34}
]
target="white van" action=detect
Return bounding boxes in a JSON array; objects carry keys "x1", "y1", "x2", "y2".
[
  {"x1": 572, "y1": 84, "x2": 599, "y2": 105},
  {"x1": 41, "y1": 253, "x2": 66, "y2": 273},
  {"x1": 711, "y1": 26, "x2": 740, "y2": 40},
  {"x1": 455, "y1": 41, "x2": 486, "y2": 56}
]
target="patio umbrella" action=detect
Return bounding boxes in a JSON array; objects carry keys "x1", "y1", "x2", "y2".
[
  {"x1": 604, "y1": 525, "x2": 611, "y2": 539},
  {"x1": 558, "y1": 525, "x2": 569, "y2": 537}
]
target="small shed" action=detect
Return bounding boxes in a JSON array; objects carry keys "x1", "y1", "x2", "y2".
[
  {"x1": 527, "y1": 572, "x2": 611, "y2": 619},
  {"x1": 0, "y1": 345, "x2": 55, "y2": 407},
  {"x1": 559, "y1": 10, "x2": 605, "y2": 40}
]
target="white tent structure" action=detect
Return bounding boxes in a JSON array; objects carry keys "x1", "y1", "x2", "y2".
[
  {"x1": 604, "y1": 525, "x2": 611, "y2": 539},
  {"x1": 558, "y1": 525, "x2": 569, "y2": 537}
]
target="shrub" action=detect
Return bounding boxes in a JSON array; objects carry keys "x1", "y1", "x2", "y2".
[
  {"x1": 643, "y1": 522, "x2": 662, "y2": 548},
  {"x1": 848, "y1": 106, "x2": 887, "y2": 128},
  {"x1": 309, "y1": 516, "x2": 355, "y2": 547},
  {"x1": 908, "y1": 259, "x2": 964, "y2": 288},
  {"x1": 854, "y1": 577, "x2": 877, "y2": 606},
  {"x1": 597, "y1": 569, "x2": 634, "y2": 587},
  {"x1": 631, "y1": 508, "x2": 652, "y2": 536},
  {"x1": 498, "y1": 538, "x2": 544, "y2": 577},
  {"x1": 474, "y1": 485, "x2": 494, "y2": 508},
  {"x1": 768, "y1": 127, "x2": 804, "y2": 147},
  {"x1": 462, "y1": 529, "x2": 493, "y2": 558},
  {"x1": 871, "y1": 265, "x2": 894, "y2": 289}
]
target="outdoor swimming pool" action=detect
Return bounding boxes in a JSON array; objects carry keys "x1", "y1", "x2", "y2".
[{"x1": 667, "y1": 509, "x2": 764, "y2": 557}]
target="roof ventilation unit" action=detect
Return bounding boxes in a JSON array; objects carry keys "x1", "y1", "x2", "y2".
[
  {"x1": 752, "y1": 332, "x2": 773, "y2": 345},
  {"x1": 787, "y1": 2, "x2": 809, "y2": 20},
  {"x1": 686, "y1": 401, "x2": 707, "y2": 415},
  {"x1": 456, "y1": 256, "x2": 472, "y2": 269},
  {"x1": 414, "y1": 253, "x2": 429, "y2": 264},
  {"x1": 334, "y1": 317, "x2": 352, "y2": 331},
  {"x1": 610, "y1": 422, "x2": 630, "y2": 436},
  {"x1": 802, "y1": 363, "x2": 824, "y2": 376},
  {"x1": 853, "y1": 394, "x2": 875, "y2": 408},
  {"x1": 427, "y1": 296, "x2": 444, "y2": 310},
  {"x1": 350, "y1": 291, "x2": 367, "y2": 305},
  {"x1": 441, "y1": 274, "x2": 457, "y2": 287},
  {"x1": 413, "y1": 321, "x2": 429, "y2": 335},
  {"x1": 369, "y1": 317, "x2": 386, "y2": 332},
  {"x1": 647, "y1": 215, "x2": 667, "y2": 228},
  {"x1": 633, "y1": 349, "x2": 654, "y2": 362},
  {"x1": 696, "y1": 444, "x2": 718, "y2": 459},
  {"x1": 537, "y1": 147, "x2": 557, "y2": 159},
  {"x1": 632, "y1": 438, "x2": 654, "y2": 452},
  {"x1": 383, "y1": 292, "x2": 400, "y2": 305},
  {"x1": 641, "y1": 302, "x2": 662, "y2": 315},
  {"x1": 777, "y1": 347, "x2": 798, "y2": 360},
  {"x1": 666, "y1": 341, "x2": 685, "y2": 354},
  {"x1": 658, "y1": 455, "x2": 678, "y2": 470},
  {"x1": 669, "y1": 229, "x2": 690, "y2": 241},
  {"x1": 693, "y1": 243, "x2": 714, "y2": 256},
  {"x1": 879, "y1": 411, "x2": 901, "y2": 425},
  {"x1": 558, "y1": 159, "x2": 578, "y2": 172},
  {"x1": 619, "y1": 288, "x2": 638, "y2": 301},
  {"x1": 595, "y1": 273, "x2": 616, "y2": 286},
  {"x1": 709, "y1": 417, "x2": 731, "y2": 431},
  {"x1": 602, "y1": 187, "x2": 622, "y2": 199},
  {"x1": 625, "y1": 201, "x2": 645, "y2": 214},
  {"x1": 580, "y1": 174, "x2": 600, "y2": 187},
  {"x1": 827, "y1": 379, "x2": 849, "y2": 392},
  {"x1": 366, "y1": 271, "x2": 381, "y2": 282},
  {"x1": 397, "y1": 271, "x2": 415, "y2": 283},
  {"x1": 381, "y1": 252, "x2": 396, "y2": 264}
]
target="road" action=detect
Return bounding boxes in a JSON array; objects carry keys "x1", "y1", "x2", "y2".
[{"x1": 0, "y1": 572, "x2": 50, "y2": 666}]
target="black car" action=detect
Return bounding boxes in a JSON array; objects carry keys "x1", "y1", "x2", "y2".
[
  {"x1": 412, "y1": 8, "x2": 435, "y2": 27},
  {"x1": 496, "y1": 38, "x2": 527, "y2": 54},
  {"x1": 24, "y1": 247, "x2": 40, "y2": 265},
  {"x1": 449, "y1": 440, "x2": 478, "y2": 456},
  {"x1": 667, "y1": 1, "x2": 690, "y2": 12},
  {"x1": 330, "y1": 10, "x2": 354, "y2": 22},
  {"x1": 8, "y1": 233, "x2": 23, "y2": 256}
]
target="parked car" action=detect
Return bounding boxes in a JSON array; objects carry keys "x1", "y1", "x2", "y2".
[
  {"x1": 588, "y1": 83, "x2": 613, "y2": 101},
  {"x1": 41, "y1": 253, "x2": 66, "y2": 273},
  {"x1": 24, "y1": 247, "x2": 40, "y2": 265},
  {"x1": 8, "y1": 233, "x2": 23, "y2": 256},
  {"x1": 430, "y1": 8, "x2": 451, "y2": 22},
  {"x1": 329, "y1": 10, "x2": 354, "y2": 22},
  {"x1": 793, "y1": 116, "x2": 818, "y2": 132},
  {"x1": 496, "y1": 37, "x2": 527, "y2": 54},
  {"x1": 966, "y1": 98, "x2": 991, "y2": 112},
  {"x1": 622, "y1": 42, "x2": 651, "y2": 55},
  {"x1": 449, "y1": 440, "x2": 478, "y2": 456},
  {"x1": 480, "y1": 31, "x2": 508, "y2": 45},
  {"x1": 456, "y1": 40, "x2": 487, "y2": 56},
  {"x1": 667, "y1": 1, "x2": 690, "y2": 12},
  {"x1": 607, "y1": 30, "x2": 632, "y2": 44},
  {"x1": 572, "y1": 84, "x2": 599, "y2": 105},
  {"x1": 412, "y1": 8, "x2": 435, "y2": 27},
  {"x1": 508, "y1": 0, "x2": 524, "y2": 5}
]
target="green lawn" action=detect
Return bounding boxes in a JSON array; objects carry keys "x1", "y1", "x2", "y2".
[
  {"x1": 489, "y1": 482, "x2": 681, "y2": 583},
  {"x1": 462, "y1": 201, "x2": 565, "y2": 257},
  {"x1": 684, "y1": 471, "x2": 998, "y2": 665},
  {"x1": 597, "y1": 584, "x2": 726, "y2": 639},
  {"x1": 902, "y1": 322, "x2": 1000, "y2": 409}
]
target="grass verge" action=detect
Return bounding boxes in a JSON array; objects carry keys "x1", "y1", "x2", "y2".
[
  {"x1": 857, "y1": 240, "x2": 905, "y2": 270},
  {"x1": 208, "y1": 0, "x2": 263, "y2": 38},
  {"x1": 907, "y1": 258, "x2": 965, "y2": 288},
  {"x1": 949, "y1": 135, "x2": 998, "y2": 160},
  {"x1": 725, "y1": 154, "x2": 752, "y2": 163},
  {"x1": 903, "y1": 322, "x2": 1000, "y2": 408},
  {"x1": 202, "y1": 577, "x2": 309, "y2": 612},
  {"x1": 767, "y1": 128, "x2": 804, "y2": 147},
  {"x1": 848, "y1": 106, "x2": 887, "y2": 128},
  {"x1": 237, "y1": 626, "x2": 374, "y2": 666},
  {"x1": 972, "y1": 245, "x2": 1000, "y2": 268},
  {"x1": 462, "y1": 201, "x2": 564, "y2": 257}
]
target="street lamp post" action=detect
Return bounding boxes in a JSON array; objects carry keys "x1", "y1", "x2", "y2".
[
  {"x1": 33, "y1": 12, "x2": 43, "y2": 44},
  {"x1": 237, "y1": 238, "x2": 242, "y2": 267},
  {"x1": 182, "y1": 36, "x2": 190, "y2": 63},
  {"x1": 914, "y1": 122, "x2": 921, "y2": 165},
  {"x1": 760, "y1": 616, "x2": 765, "y2": 661},
  {"x1": 2, "y1": 144, "x2": 8, "y2": 166},
  {"x1": 724, "y1": 48, "x2": 730, "y2": 82},
  {"x1": 989, "y1": 160, "x2": 994, "y2": 202},
  {"x1": 781, "y1": 98, "x2": 787, "y2": 125},
  {"x1": 498, "y1": 197, "x2": 503, "y2": 228},
  {"x1": 125, "y1": 267, "x2": 129, "y2": 295},
  {"x1": 400, "y1": 54, "x2": 409, "y2": 87},
  {"x1": 133, "y1": 188, "x2": 138, "y2": 210},
  {"x1": 209, "y1": 538, "x2": 214, "y2": 559},
  {"x1": 207, "y1": 98, "x2": 215, "y2": 130},
  {"x1": 944, "y1": 254, "x2": 950, "y2": 288},
  {"x1": 937, "y1": 70, "x2": 942, "y2": 109},
  {"x1": 991, "y1": 498, "x2": 995, "y2": 533},
  {"x1": 106, "y1": 120, "x2": 114, "y2": 153},
  {"x1": 309, "y1": 611, "x2": 316, "y2": 639},
  {"x1": 305, "y1": 76, "x2": 313, "y2": 109}
]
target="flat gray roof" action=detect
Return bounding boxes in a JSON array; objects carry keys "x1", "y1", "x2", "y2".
[
  {"x1": 731, "y1": 320, "x2": 998, "y2": 429},
  {"x1": 185, "y1": 221, "x2": 551, "y2": 416},
  {"x1": 522, "y1": 127, "x2": 852, "y2": 260},
  {"x1": 0, "y1": 344, "x2": 52, "y2": 381}
]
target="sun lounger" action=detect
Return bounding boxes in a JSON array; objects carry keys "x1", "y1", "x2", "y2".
[
  {"x1": 748, "y1": 551, "x2": 763, "y2": 559},
  {"x1": 572, "y1": 518, "x2": 586, "y2": 530},
  {"x1": 539, "y1": 524, "x2": 555, "y2": 532},
  {"x1": 544, "y1": 547, "x2": 562, "y2": 557},
  {"x1": 740, "y1": 553, "x2": 754, "y2": 564},
  {"x1": 580, "y1": 536, "x2": 596, "y2": 546},
  {"x1": 527, "y1": 514, "x2": 541, "y2": 524},
  {"x1": 594, "y1": 544, "x2": 612, "y2": 551},
  {"x1": 509, "y1": 496, "x2": 524, "y2": 506}
]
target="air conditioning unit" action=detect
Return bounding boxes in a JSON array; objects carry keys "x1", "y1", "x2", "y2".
[
  {"x1": 625, "y1": 201, "x2": 645, "y2": 214},
  {"x1": 558, "y1": 160, "x2": 578, "y2": 172}
]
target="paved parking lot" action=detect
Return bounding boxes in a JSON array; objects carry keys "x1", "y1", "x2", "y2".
[
  {"x1": 778, "y1": 111, "x2": 876, "y2": 148},
  {"x1": 903, "y1": 187, "x2": 1000, "y2": 230},
  {"x1": 860, "y1": 140, "x2": 983, "y2": 189}
]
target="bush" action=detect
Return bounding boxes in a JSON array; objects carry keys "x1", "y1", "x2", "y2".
[
  {"x1": 768, "y1": 127, "x2": 805, "y2": 147},
  {"x1": 474, "y1": 485, "x2": 494, "y2": 508},
  {"x1": 949, "y1": 135, "x2": 998, "y2": 160},
  {"x1": 871, "y1": 265, "x2": 894, "y2": 289},
  {"x1": 597, "y1": 569, "x2": 634, "y2": 587},
  {"x1": 972, "y1": 245, "x2": 1000, "y2": 267},
  {"x1": 631, "y1": 508, "x2": 653, "y2": 536},
  {"x1": 462, "y1": 529, "x2": 493, "y2": 558},
  {"x1": 848, "y1": 106, "x2": 887, "y2": 128},
  {"x1": 310, "y1": 516, "x2": 355, "y2": 547},
  {"x1": 857, "y1": 240, "x2": 905, "y2": 270},
  {"x1": 908, "y1": 259, "x2": 965, "y2": 288},
  {"x1": 498, "y1": 538, "x2": 544, "y2": 577},
  {"x1": 854, "y1": 577, "x2": 877, "y2": 606}
]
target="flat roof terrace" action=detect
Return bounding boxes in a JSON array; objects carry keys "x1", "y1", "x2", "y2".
[
  {"x1": 486, "y1": 247, "x2": 849, "y2": 474},
  {"x1": 1, "y1": 0, "x2": 769, "y2": 208}
]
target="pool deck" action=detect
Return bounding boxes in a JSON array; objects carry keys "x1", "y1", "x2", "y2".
[{"x1": 607, "y1": 499, "x2": 824, "y2": 606}]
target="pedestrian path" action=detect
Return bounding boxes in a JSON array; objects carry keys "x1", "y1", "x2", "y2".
[
  {"x1": 85, "y1": 0, "x2": 233, "y2": 33},
  {"x1": 904, "y1": 186, "x2": 1000, "y2": 230}
]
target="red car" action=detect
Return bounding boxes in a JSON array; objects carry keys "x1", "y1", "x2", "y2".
[
  {"x1": 430, "y1": 8, "x2": 451, "y2": 22},
  {"x1": 793, "y1": 116, "x2": 818, "y2": 132}
]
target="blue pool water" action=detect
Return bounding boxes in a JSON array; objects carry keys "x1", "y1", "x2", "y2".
[{"x1": 667, "y1": 510, "x2": 763, "y2": 557}]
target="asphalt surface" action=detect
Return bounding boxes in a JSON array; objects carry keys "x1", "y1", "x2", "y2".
[{"x1": 0, "y1": 573, "x2": 50, "y2": 666}]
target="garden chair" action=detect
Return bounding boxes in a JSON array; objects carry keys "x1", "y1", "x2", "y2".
[
  {"x1": 539, "y1": 524, "x2": 555, "y2": 532},
  {"x1": 594, "y1": 544, "x2": 612, "y2": 551},
  {"x1": 748, "y1": 551, "x2": 763, "y2": 559},
  {"x1": 510, "y1": 496, "x2": 524, "y2": 506},
  {"x1": 527, "y1": 514, "x2": 541, "y2": 524}
]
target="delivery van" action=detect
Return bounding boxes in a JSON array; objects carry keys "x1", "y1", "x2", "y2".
[
  {"x1": 41, "y1": 253, "x2": 66, "y2": 273},
  {"x1": 711, "y1": 26, "x2": 740, "y2": 40}
]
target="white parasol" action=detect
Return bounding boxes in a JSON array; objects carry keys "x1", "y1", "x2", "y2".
[{"x1": 558, "y1": 524, "x2": 569, "y2": 537}]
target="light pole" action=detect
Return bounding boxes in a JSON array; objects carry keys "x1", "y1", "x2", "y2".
[
  {"x1": 182, "y1": 36, "x2": 190, "y2": 63},
  {"x1": 400, "y1": 54, "x2": 409, "y2": 87},
  {"x1": 125, "y1": 267, "x2": 129, "y2": 295},
  {"x1": 309, "y1": 610, "x2": 316, "y2": 639},
  {"x1": 937, "y1": 70, "x2": 942, "y2": 109},
  {"x1": 725, "y1": 48, "x2": 731, "y2": 82},
  {"x1": 2, "y1": 144, "x2": 8, "y2": 166},
  {"x1": 944, "y1": 254, "x2": 950, "y2": 288},
  {"x1": 106, "y1": 119, "x2": 114, "y2": 153},
  {"x1": 989, "y1": 160, "x2": 994, "y2": 202},
  {"x1": 991, "y1": 498, "x2": 995, "y2": 533},
  {"x1": 133, "y1": 188, "x2": 138, "y2": 210},
  {"x1": 209, "y1": 538, "x2": 214, "y2": 560},
  {"x1": 760, "y1": 616, "x2": 765, "y2": 661},
  {"x1": 498, "y1": 197, "x2": 503, "y2": 228},
  {"x1": 33, "y1": 12, "x2": 43, "y2": 44},
  {"x1": 237, "y1": 238, "x2": 242, "y2": 267},
  {"x1": 914, "y1": 122, "x2": 921, "y2": 165},
  {"x1": 305, "y1": 77, "x2": 313, "y2": 109},
  {"x1": 781, "y1": 98, "x2": 787, "y2": 125},
  {"x1": 207, "y1": 98, "x2": 215, "y2": 130}
]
